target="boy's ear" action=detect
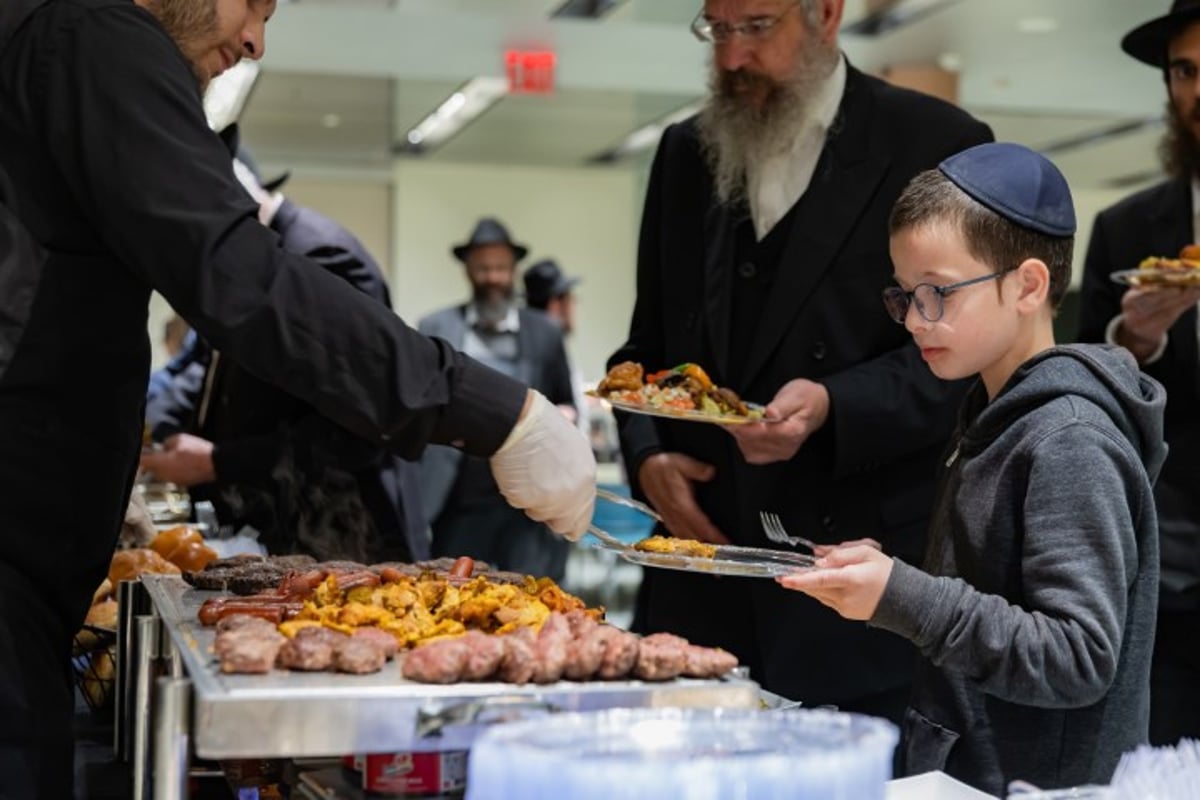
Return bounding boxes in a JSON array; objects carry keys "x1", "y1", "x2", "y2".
[{"x1": 1014, "y1": 258, "x2": 1050, "y2": 314}]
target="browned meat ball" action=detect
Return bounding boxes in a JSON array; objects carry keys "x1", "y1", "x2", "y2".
[
  {"x1": 277, "y1": 634, "x2": 334, "y2": 671},
  {"x1": 213, "y1": 626, "x2": 284, "y2": 660},
  {"x1": 402, "y1": 638, "x2": 470, "y2": 684},
  {"x1": 682, "y1": 645, "x2": 739, "y2": 679},
  {"x1": 218, "y1": 633, "x2": 284, "y2": 674},
  {"x1": 497, "y1": 628, "x2": 537, "y2": 685},
  {"x1": 351, "y1": 627, "x2": 399, "y2": 660},
  {"x1": 634, "y1": 633, "x2": 689, "y2": 681},
  {"x1": 334, "y1": 638, "x2": 387, "y2": 674},
  {"x1": 564, "y1": 623, "x2": 610, "y2": 681},
  {"x1": 597, "y1": 629, "x2": 640, "y2": 680},
  {"x1": 460, "y1": 631, "x2": 506, "y2": 681},
  {"x1": 531, "y1": 613, "x2": 571, "y2": 684}
]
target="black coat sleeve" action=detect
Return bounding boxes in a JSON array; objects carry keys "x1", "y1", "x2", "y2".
[
  {"x1": 213, "y1": 236, "x2": 397, "y2": 484},
  {"x1": 606, "y1": 125, "x2": 674, "y2": 486},
  {"x1": 39, "y1": 6, "x2": 524, "y2": 460}
]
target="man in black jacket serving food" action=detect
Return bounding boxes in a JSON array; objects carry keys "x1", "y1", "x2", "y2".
[{"x1": 0, "y1": 1, "x2": 595, "y2": 796}]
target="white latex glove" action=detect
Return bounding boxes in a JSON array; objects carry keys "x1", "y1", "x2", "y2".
[{"x1": 490, "y1": 390, "x2": 596, "y2": 541}]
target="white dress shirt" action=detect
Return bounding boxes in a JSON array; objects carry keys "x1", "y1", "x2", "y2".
[{"x1": 746, "y1": 57, "x2": 847, "y2": 240}]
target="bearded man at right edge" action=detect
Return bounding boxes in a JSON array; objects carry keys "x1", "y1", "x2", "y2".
[
  {"x1": 608, "y1": 0, "x2": 991, "y2": 724},
  {"x1": 1077, "y1": 0, "x2": 1200, "y2": 747}
]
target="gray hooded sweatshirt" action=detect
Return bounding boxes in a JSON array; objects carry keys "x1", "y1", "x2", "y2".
[{"x1": 871, "y1": 344, "x2": 1167, "y2": 796}]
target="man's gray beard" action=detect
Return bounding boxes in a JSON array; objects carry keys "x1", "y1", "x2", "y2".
[
  {"x1": 144, "y1": 0, "x2": 220, "y2": 88},
  {"x1": 471, "y1": 292, "x2": 514, "y2": 330},
  {"x1": 696, "y1": 45, "x2": 839, "y2": 208}
]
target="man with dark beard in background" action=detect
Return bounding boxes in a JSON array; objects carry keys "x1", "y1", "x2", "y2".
[
  {"x1": 417, "y1": 219, "x2": 577, "y2": 580},
  {"x1": 1077, "y1": 0, "x2": 1200, "y2": 746},
  {"x1": 607, "y1": 0, "x2": 991, "y2": 725},
  {"x1": 0, "y1": 2, "x2": 594, "y2": 795}
]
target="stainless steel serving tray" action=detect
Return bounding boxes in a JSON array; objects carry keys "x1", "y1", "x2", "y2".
[{"x1": 142, "y1": 575, "x2": 759, "y2": 759}]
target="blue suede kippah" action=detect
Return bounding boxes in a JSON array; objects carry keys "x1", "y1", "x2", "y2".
[{"x1": 938, "y1": 143, "x2": 1076, "y2": 237}]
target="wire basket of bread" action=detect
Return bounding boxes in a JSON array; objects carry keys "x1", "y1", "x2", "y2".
[{"x1": 73, "y1": 585, "x2": 119, "y2": 716}]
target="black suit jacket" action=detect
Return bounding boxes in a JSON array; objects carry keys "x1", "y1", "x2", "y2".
[
  {"x1": 609, "y1": 64, "x2": 993, "y2": 704},
  {"x1": 147, "y1": 198, "x2": 429, "y2": 562},
  {"x1": 1077, "y1": 177, "x2": 1200, "y2": 608}
]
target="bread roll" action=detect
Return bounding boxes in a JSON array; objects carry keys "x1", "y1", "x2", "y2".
[
  {"x1": 80, "y1": 649, "x2": 116, "y2": 710},
  {"x1": 86, "y1": 599, "x2": 119, "y2": 631},
  {"x1": 108, "y1": 548, "x2": 180, "y2": 585}
]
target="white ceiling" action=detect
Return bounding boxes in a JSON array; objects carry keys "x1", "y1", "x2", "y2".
[{"x1": 240, "y1": 0, "x2": 1172, "y2": 190}]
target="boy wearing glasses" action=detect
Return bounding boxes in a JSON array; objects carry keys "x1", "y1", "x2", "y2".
[{"x1": 780, "y1": 143, "x2": 1167, "y2": 795}]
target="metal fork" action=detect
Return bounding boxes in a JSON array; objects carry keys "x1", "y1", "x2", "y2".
[{"x1": 759, "y1": 512, "x2": 818, "y2": 551}]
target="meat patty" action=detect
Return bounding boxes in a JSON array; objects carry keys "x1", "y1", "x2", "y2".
[
  {"x1": 351, "y1": 627, "x2": 399, "y2": 660},
  {"x1": 334, "y1": 638, "x2": 386, "y2": 674},
  {"x1": 634, "y1": 633, "x2": 688, "y2": 681},
  {"x1": 682, "y1": 644, "x2": 738, "y2": 679},
  {"x1": 563, "y1": 622, "x2": 610, "y2": 681},
  {"x1": 460, "y1": 631, "x2": 506, "y2": 681},
  {"x1": 402, "y1": 638, "x2": 470, "y2": 684},
  {"x1": 531, "y1": 613, "x2": 571, "y2": 684},
  {"x1": 277, "y1": 634, "x2": 334, "y2": 671},
  {"x1": 597, "y1": 628, "x2": 640, "y2": 680},
  {"x1": 217, "y1": 631, "x2": 284, "y2": 674},
  {"x1": 497, "y1": 628, "x2": 537, "y2": 685}
]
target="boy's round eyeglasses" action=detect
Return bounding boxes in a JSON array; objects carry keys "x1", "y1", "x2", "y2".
[
  {"x1": 690, "y1": 4, "x2": 800, "y2": 44},
  {"x1": 882, "y1": 272, "x2": 1007, "y2": 324}
]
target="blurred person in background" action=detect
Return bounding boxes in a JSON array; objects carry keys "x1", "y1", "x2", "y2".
[
  {"x1": 1077, "y1": 0, "x2": 1200, "y2": 746},
  {"x1": 146, "y1": 313, "x2": 203, "y2": 403},
  {"x1": 0, "y1": 2, "x2": 592, "y2": 794},
  {"x1": 524, "y1": 257, "x2": 589, "y2": 434},
  {"x1": 607, "y1": 0, "x2": 991, "y2": 723},
  {"x1": 419, "y1": 219, "x2": 576, "y2": 580},
  {"x1": 142, "y1": 125, "x2": 429, "y2": 564}
]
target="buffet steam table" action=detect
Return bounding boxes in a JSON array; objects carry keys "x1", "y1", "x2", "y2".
[{"x1": 121, "y1": 574, "x2": 760, "y2": 799}]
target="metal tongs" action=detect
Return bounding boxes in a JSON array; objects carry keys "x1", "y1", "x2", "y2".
[{"x1": 586, "y1": 487, "x2": 661, "y2": 552}]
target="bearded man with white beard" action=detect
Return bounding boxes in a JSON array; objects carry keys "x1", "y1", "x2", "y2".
[
  {"x1": 0, "y1": 2, "x2": 595, "y2": 794},
  {"x1": 1077, "y1": 0, "x2": 1200, "y2": 748},
  {"x1": 608, "y1": 0, "x2": 991, "y2": 728}
]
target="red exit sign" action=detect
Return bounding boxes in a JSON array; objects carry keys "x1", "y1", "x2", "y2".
[{"x1": 505, "y1": 50, "x2": 556, "y2": 94}]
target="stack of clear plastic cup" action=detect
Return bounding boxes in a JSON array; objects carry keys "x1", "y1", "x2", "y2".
[{"x1": 466, "y1": 707, "x2": 898, "y2": 800}]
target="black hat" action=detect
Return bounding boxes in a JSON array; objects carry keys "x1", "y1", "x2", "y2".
[
  {"x1": 451, "y1": 217, "x2": 529, "y2": 263},
  {"x1": 523, "y1": 259, "x2": 581, "y2": 308},
  {"x1": 1121, "y1": 0, "x2": 1200, "y2": 68},
  {"x1": 939, "y1": 143, "x2": 1076, "y2": 237},
  {"x1": 217, "y1": 123, "x2": 290, "y2": 192}
]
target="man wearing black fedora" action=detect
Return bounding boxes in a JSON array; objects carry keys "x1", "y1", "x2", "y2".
[
  {"x1": 418, "y1": 219, "x2": 576, "y2": 580},
  {"x1": 1077, "y1": 0, "x2": 1200, "y2": 746}
]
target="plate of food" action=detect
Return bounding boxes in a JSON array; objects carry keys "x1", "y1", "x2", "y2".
[
  {"x1": 590, "y1": 361, "x2": 771, "y2": 425},
  {"x1": 591, "y1": 532, "x2": 815, "y2": 579},
  {"x1": 1111, "y1": 246, "x2": 1200, "y2": 287}
]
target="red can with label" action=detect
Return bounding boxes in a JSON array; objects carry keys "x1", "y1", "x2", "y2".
[
  {"x1": 361, "y1": 751, "x2": 467, "y2": 796},
  {"x1": 342, "y1": 754, "x2": 363, "y2": 772}
]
